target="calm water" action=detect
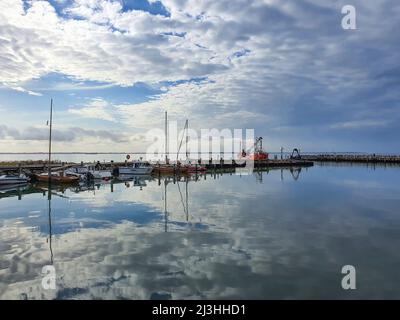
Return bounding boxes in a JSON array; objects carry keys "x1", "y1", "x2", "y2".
[{"x1": 1, "y1": 164, "x2": 400, "y2": 299}]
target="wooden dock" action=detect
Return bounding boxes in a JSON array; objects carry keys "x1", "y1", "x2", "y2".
[
  {"x1": 0, "y1": 159, "x2": 314, "y2": 175},
  {"x1": 0, "y1": 163, "x2": 75, "y2": 173}
]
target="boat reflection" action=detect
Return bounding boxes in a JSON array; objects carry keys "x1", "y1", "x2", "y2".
[
  {"x1": 0, "y1": 184, "x2": 31, "y2": 200},
  {"x1": 116, "y1": 174, "x2": 153, "y2": 190},
  {"x1": 47, "y1": 183, "x2": 54, "y2": 265}
]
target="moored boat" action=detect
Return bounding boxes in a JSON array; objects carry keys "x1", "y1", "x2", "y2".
[
  {"x1": 118, "y1": 160, "x2": 153, "y2": 175},
  {"x1": 35, "y1": 100, "x2": 79, "y2": 184},
  {"x1": 35, "y1": 172, "x2": 79, "y2": 184},
  {"x1": 152, "y1": 163, "x2": 189, "y2": 175}
]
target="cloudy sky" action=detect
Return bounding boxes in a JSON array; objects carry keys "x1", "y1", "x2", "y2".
[{"x1": 0, "y1": 0, "x2": 399, "y2": 153}]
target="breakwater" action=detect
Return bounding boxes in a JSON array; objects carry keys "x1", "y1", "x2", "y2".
[{"x1": 301, "y1": 154, "x2": 400, "y2": 164}]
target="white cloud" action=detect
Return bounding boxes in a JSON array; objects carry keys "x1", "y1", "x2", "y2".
[
  {"x1": 68, "y1": 98, "x2": 116, "y2": 122},
  {"x1": 0, "y1": 0, "x2": 228, "y2": 88},
  {"x1": 8, "y1": 86, "x2": 42, "y2": 96}
]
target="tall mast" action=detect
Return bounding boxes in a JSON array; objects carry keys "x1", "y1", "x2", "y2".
[
  {"x1": 185, "y1": 119, "x2": 189, "y2": 160},
  {"x1": 48, "y1": 99, "x2": 53, "y2": 179},
  {"x1": 165, "y1": 111, "x2": 168, "y2": 164}
]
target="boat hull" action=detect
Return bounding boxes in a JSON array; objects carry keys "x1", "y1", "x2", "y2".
[
  {"x1": 152, "y1": 165, "x2": 188, "y2": 174},
  {"x1": 35, "y1": 175, "x2": 79, "y2": 184},
  {"x1": 91, "y1": 171, "x2": 113, "y2": 180},
  {"x1": 119, "y1": 167, "x2": 153, "y2": 175}
]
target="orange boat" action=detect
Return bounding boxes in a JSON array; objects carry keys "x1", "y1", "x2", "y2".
[
  {"x1": 35, "y1": 172, "x2": 79, "y2": 184},
  {"x1": 152, "y1": 164, "x2": 189, "y2": 175}
]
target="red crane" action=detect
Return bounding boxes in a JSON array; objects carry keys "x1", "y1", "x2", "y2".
[{"x1": 240, "y1": 137, "x2": 269, "y2": 160}]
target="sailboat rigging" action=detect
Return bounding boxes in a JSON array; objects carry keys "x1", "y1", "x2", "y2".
[{"x1": 35, "y1": 100, "x2": 79, "y2": 184}]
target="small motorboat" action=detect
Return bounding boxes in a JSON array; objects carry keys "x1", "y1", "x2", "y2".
[
  {"x1": 119, "y1": 160, "x2": 153, "y2": 175},
  {"x1": 0, "y1": 174, "x2": 29, "y2": 185},
  {"x1": 35, "y1": 172, "x2": 79, "y2": 184}
]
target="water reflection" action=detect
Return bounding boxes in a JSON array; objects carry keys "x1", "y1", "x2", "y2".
[{"x1": 1, "y1": 165, "x2": 400, "y2": 299}]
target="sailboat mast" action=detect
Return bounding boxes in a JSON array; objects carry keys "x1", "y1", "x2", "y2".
[
  {"x1": 185, "y1": 119, "x2": 189, "y2": 160},
  {"x1": 165, "y1": 111, "x2": 168, "y2": 164},
  {"x1": 48, "y1": 99, "x2": 53, "y2": 180}
]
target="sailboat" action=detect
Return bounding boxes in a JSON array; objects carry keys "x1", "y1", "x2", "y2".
[
  {"x1": 179, "y1": 119, "x2": 206, "y2": 173},
  {"x1": 152, "y1": 111, "x2": 188, "y2": 175},
  {"x1": 36, "y1": 171, "x2": 79, "y2": 184},
  {"x1": 35, "y1": 99, "x2": 79, "y2": 184}
]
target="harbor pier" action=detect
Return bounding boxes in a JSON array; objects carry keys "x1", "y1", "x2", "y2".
[{"x1": 0, "y1": 158, "x2": 314, "y2": 176}]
